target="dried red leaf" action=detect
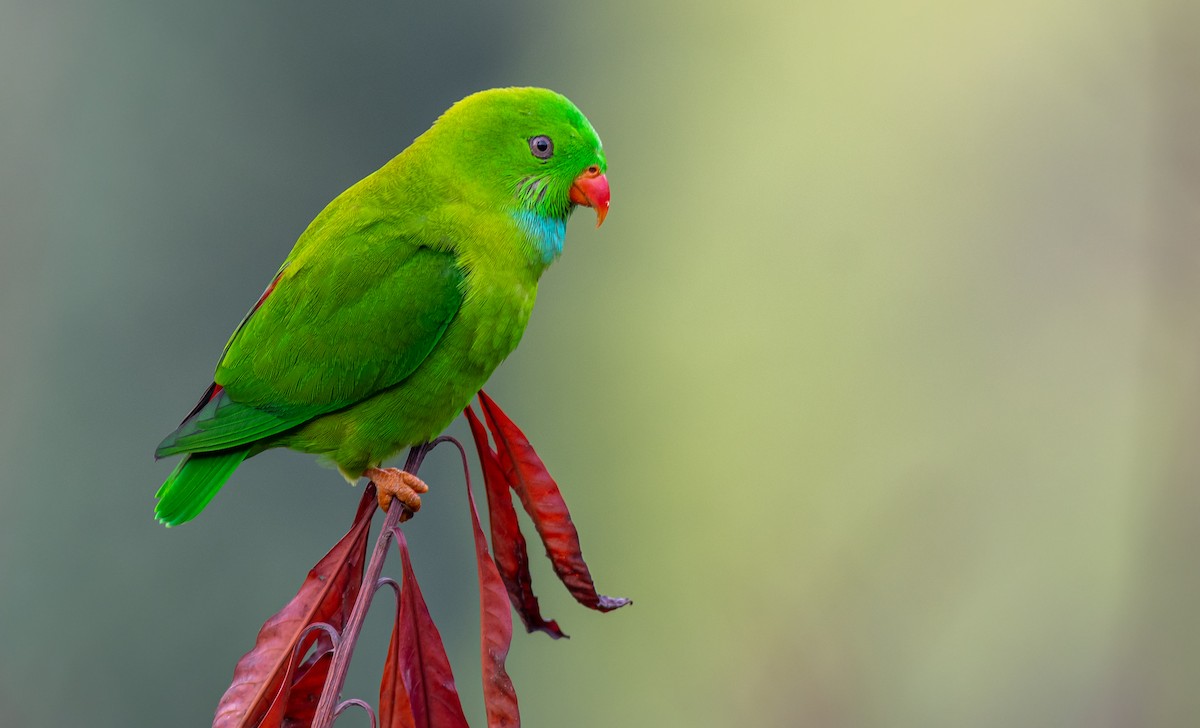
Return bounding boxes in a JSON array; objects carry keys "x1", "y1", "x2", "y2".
[
  {"x1": 255, "y1": 643, "x2": 332, "y2": 728},
  {"x1": 465, "y1": 454, "x2": 520, "y2": 727},
  {"x1": 213, "y1": 486, "x2": 377, "y2": 728},
  {"x1": 379, "y1": 583, "x2": 417, "y2": 728},
  {"x1": 281, "y1": 650, "x2": 332, "y2": 726},
  {"x1": 255, "y1": 641, "x2": 302, "y2": 728},
  {"x1": 477, "y1": 391, "x2": 631, "y2": 613},
  {"x1": 389, "y1": 527, "x2": 469, "y2": 728},
  {"x1": 465, "y1": 406, "x2": 565, "y2": 639}
]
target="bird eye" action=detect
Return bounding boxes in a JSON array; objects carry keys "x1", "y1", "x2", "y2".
[{"x1": 528, "y1": 135, "x2": 554, "y2": 159}]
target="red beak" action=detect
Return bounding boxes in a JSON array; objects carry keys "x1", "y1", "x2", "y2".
[{"x1": 569, "y1": 165, "x2": 610, "y2": 227}]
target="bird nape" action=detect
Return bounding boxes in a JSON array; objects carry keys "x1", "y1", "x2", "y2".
[{"x1": 154, "y1": 87, "x2": 610, "y2": 526}]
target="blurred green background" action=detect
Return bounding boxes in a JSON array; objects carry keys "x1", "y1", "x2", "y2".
[{"x1": 2, "y1": 0, "x2": 1198, "y2": 725}]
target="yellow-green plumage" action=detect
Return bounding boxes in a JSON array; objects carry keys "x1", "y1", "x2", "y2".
[{"x1": 155, "y1": 87, "x2": 608, "y2": 525}]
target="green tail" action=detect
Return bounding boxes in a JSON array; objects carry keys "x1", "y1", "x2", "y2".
[{"x1": 155, "y1": 448, "x2": 249, "y2": 526}]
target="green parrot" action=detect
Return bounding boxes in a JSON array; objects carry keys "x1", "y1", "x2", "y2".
[{"x1": 154, "y1": 87, "x2": 609, "y2": 526}]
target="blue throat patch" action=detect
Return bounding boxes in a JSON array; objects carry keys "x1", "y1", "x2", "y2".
[{"x1": 512, "y1": 209, "x2": 567, "y2": 264}]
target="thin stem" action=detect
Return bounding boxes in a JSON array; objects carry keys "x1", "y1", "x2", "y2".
[
  {"x1": 335, "y1": 699, "x2": 378, "y2": 728},
  {"x1": 311, "y1": 444, "x2": 429, "y2": 728}
]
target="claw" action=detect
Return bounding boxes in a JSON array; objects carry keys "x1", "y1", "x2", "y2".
[{"x1": 364, "y1": 467, "x2": 430, "y2": 522}]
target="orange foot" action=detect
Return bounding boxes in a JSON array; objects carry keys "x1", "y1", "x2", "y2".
[{"x1": 364, "y1": 467, "x2": 430, "y2": 522}]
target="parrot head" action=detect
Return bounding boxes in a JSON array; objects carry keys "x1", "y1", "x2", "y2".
[{"x1": 423, "y1": 87, "x2": 610, "y2": 229}]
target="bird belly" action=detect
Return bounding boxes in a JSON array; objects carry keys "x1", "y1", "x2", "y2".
[{"x1": 277, "y1": 276, "x2": 535, "y2": 475}]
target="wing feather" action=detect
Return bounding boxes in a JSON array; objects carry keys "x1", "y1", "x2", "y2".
[{"x1": 157, "y1": 220, "x2": 464, "y2": 457}]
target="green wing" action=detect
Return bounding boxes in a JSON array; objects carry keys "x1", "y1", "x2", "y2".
[{"x1": 156, "y1": 223, "x2": 464, "y2": 458}]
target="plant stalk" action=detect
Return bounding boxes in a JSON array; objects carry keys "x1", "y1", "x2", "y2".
[{"x1": 311, "y1": 444, "x2": 430, "y2": 728}]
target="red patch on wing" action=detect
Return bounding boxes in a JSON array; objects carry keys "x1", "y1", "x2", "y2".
[
  {"x1": 251, "y1": 272, "x2": 283, "y2": 316},
  {"x1": 178, "y1": 268, "x2": 285, "y2": 426},
  {"x1": 181, "y1": 382, "x2": 225, "y2": 425}
]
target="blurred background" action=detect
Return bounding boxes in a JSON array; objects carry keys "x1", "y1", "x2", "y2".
[{"x1": 1, "y1": 0, "x2": 1197, "y2": 725}]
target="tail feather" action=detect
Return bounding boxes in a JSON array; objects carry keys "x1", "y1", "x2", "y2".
[{"x1": 155, "y1": 448, "x2": 249, "y2": 526}]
